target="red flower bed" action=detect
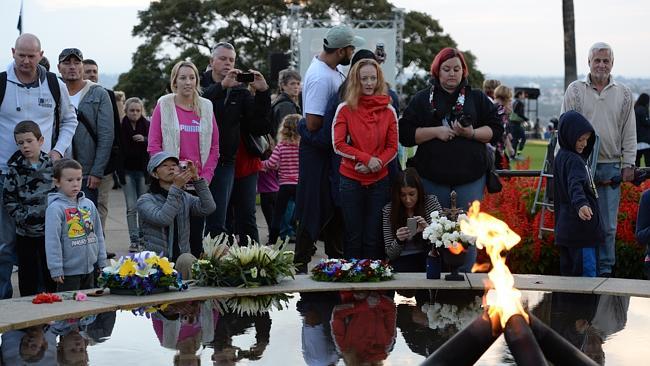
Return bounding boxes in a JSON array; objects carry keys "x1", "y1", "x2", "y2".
[{"x1": 479, "y1": 159, "x2": 646, "y2": 278}]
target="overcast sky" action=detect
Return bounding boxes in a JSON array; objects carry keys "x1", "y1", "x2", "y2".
[{"x1": 0, "y1": 0, "x2": 648, "y2": 77}]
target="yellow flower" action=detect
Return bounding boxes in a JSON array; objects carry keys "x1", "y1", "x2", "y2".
[
  {"x1": 157, "y1": 257, "x2": 174, "y2": 275},
  {"x1": 118, "y1": 259, "x2": 137, "y2": 277},
  {"x1": 145, "y1": 256, "x2": 159, "y2": 266}
]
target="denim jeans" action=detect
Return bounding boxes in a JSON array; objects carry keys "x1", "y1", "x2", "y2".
[
  {"x1": 268, "y1": 185, "x2": 297, "y2": 244},
  {"x1": 123, "y1": 170, "x2": 148, "y2": 243},
  {"x1": 421, "y1": 175, "x2": 485, "y2": 272},
  {"x1": 229, "y1": 172, "x2": 259, "y2": 243},
  {"x1": 205, "y1": 162, "x2": 235, "y2": 237},
  {"x1": 0, "y1": 174, "x2": 16, "y2": 299},
  {"x1": 280, "y1": 199, "x2": 296, "y2": 238},
  {"x1": 339, "y1": 176, "x2": 389, "y2": 259},
  {"x1": 594, "y1": 163, "x2": 622, "y2": 275}
]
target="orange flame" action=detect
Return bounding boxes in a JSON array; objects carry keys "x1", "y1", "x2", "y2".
[
  {"x1": 448, "y1": 242, "x2": 464, "y2": 255},
  {"x1": 460, "y1": 201, "x2": 527, "y2": 328}
]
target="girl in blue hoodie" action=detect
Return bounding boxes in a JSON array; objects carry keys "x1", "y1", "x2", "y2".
[
  {"x1": 45, "y1": 159, "x2": 106, "y2": 291},
  {"x1": 553, "y1": 111, "x2": 604, "y2": 277}
]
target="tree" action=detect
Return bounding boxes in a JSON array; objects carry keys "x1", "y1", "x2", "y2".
[
  {"x1": 562, "y1": 0, "x2": 577, "y2": 90},
  {"x1": 117, "y1": 0, "x2": 483, "y2": 108}
]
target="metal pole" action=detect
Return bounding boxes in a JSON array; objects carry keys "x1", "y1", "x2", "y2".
[
  {"x1": 503, "y1": 314, "x2": 548, "y2": 366},
  {"x1": 529, "y1": 313, "x2": 599, "y2": 366},
  {"x1": 422, "y1": 311, "x2": 501, "y2": 366}
]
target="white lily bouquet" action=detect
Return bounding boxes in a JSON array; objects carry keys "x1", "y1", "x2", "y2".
[
  {"x1": 422, "y1": 210, "x2": 476, "y2": 252},
  {"x1": 191, "y1": 234, "x2": 296, "y2": 287}
]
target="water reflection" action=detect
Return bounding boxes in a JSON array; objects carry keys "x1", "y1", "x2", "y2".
[
  {"x1": 152, "y1": 301, "x2": 218, "y2": 365},
  {"x1": 0, "y1": 290, "x2": 646, "y2": 365},
  {"x1": 539, "y1": 293, "x2": 630, "y2": 366},
  {"x1": 297, "y1": 292, "x2": 340, "y2": 366},
  {"x1": 1, "y1": 311, "x2": 115, "y2": 366}
]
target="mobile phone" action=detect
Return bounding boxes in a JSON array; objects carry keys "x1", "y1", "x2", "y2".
[
  {"x1": 236, "y1": 72, "x2": 255, "y2": 83},
  {"x1": 407, "y1": 217, "x2": 418, "y2": 237}
]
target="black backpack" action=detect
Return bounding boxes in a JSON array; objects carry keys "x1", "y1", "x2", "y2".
[{"x1": 0, "y1": 71, "x2": 62, "y2": 145}]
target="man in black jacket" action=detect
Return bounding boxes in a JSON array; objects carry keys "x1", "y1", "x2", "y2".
[{"x1": 201, "y1": 42, "x2": 271, "y2": 239}]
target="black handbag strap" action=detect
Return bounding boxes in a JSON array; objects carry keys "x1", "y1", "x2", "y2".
[{"x1": 76, "y1": 110, "x2": 98, "y2": 143}]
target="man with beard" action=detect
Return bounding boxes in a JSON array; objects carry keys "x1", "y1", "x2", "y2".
[
  {"x1": 57, "y1": 48, "x2": 114, "y2": 205},
  {"x1": 294, "y1": 25, "x2": 363, "y2": 273}
]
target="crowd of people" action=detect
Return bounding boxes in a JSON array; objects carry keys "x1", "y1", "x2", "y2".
[{"x1": 0, "y1": 27, "x2": 649, "y2": 301}]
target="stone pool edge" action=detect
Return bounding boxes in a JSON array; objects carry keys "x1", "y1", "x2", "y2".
[{"x1": 1, "y1": 273, "x2": 648, "y2": 333}]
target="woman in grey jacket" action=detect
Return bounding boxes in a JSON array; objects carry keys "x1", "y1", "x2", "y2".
[{"x1": 137, "y1": 152, "x2": 216, "y2": 261}]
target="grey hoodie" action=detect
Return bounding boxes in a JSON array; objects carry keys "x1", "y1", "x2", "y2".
[{"x1": 45, "y1": 191, "x2": 107, "y2": 278}]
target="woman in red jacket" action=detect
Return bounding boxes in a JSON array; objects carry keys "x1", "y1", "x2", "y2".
[{"x1": 332, "y1": 59, "x2": 398, "y2": 259}]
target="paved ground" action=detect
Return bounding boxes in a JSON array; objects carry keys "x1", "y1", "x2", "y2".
[{"x1": 10, "y1": 186, "x2": 326, "y2": 297}]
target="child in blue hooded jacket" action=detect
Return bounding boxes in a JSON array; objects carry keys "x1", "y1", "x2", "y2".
[{"x1": 553, "y1": 110, "x2": 604, "y2": 277}]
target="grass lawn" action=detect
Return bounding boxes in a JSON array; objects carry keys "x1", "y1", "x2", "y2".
[{"x1": 515, "y1": 139, "x2": 549, "y2": 171}]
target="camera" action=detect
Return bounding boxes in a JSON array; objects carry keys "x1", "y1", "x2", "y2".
[
  {"x1": 375, "y1": 43, "x2": 386, "y2": 63},
  {"x1": 179, "y1": 161, "x2": 188, "y2": 171},
  {"x1": 236, "y1": 72, "x2": 255, "y2": 83},
  {"x1": 458, "y1": 114, "x2": 473, "y2": 128}
]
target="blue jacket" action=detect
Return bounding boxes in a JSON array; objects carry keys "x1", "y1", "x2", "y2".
[
  {"x1": 635, "y1": 190, "x2": 650, "y2": 257},
  {"x1": 553, "y1": 111, "x2": 604, "y2": 247}
]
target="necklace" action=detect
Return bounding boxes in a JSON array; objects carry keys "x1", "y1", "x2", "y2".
[{"x1": 429, "y1": 83, "x2": 466, "y2": 121}]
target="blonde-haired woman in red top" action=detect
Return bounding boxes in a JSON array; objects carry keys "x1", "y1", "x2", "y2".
[{"x1": 332, "y1": 58, "x2": 398, "y2": 259}]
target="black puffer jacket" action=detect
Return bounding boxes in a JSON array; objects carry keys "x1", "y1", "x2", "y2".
[
  {"x1": 200, "y1": 72, "x2": 271, "y2": 164},
  {"x1": 399, "y1": 80, "x2": 502, "y2": 186}
]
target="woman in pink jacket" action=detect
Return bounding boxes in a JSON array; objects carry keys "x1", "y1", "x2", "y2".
[{"x1": 332, "y1": 59, "x2": 398, "y2": 259}]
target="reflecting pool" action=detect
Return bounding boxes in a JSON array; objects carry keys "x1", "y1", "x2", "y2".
[{"x1": 1, "y1": 289, "x2": 648, "y2": 365}]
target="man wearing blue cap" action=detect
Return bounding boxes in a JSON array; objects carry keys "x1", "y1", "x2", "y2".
[
  {"x1": 294, "y1": 25, "x2": 364, "y2": 273},
  {"x1": 136, "y1": 152, "x2": 215, "y2": 262}
]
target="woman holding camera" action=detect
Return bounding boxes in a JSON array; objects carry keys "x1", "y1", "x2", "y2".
[
  {"x1": 398, "y1": 47, "x2": 502, "y2": 270},
  {"x1": 383, "y1": 168, "x2": 442, "y2": 272},
  {"x1": 332, "y1": 58, "x2": 398, "y2": 259},
  {"x1": 148, "y1": 60, "x2": 220, "y2": 256}
]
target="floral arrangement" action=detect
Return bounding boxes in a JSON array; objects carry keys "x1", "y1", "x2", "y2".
[
  {"x1": 217, "y1": 294, "x2": 293, "y2": 316},
  {"x1": 191, "y1": 234, "x2": 296, "y2": 288},
  {"x1": 421, "y1": 295, "x2": 483, "y2": 331},
  {"x1": 97, "y1": 251, "x2": 185, "y2": 295},
  {"x1": 422, "y1": 210, "x2": 476, "y2": 251},
  {"x1": 32, "y1": 293, "x2": 62, "y2": 304},
  {"x1": 310, "y1": 258, "x2": 393, "y2": 282},
  {"x1": 32, "y1": 292, "x2": 89, "y2": 304}
]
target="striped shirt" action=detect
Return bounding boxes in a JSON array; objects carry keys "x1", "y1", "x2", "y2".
[
  {"x1": 262, "y1": 141, "x2": 299, "y2": 185},
  {"x1": 382, "y1": 195, "x2": 442, "y2": 260}
]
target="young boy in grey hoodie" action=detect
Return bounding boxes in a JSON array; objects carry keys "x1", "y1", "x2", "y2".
[{"x1": 45, "y1": 159, "x2": 106, "y2": 291}]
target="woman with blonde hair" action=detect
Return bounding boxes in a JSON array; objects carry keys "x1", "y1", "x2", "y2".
[
  {"x1": 148, "y1": 60, "x2": 220, "y2": 256},
  {"x1": 333, "y1": 58, "x2": 398, "y2": 259}
]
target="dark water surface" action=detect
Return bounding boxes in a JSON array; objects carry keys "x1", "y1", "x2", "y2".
[{"x1": 1, "y1": 289, "x2": 648, "y2": 365}]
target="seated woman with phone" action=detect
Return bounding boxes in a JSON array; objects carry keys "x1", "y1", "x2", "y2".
[
  {"x1": 137, "y1": 152, "x2": 216, "y2": 267},
  {"x1": 382, "y1": 168, "x2": 442, "y2": 272}
]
